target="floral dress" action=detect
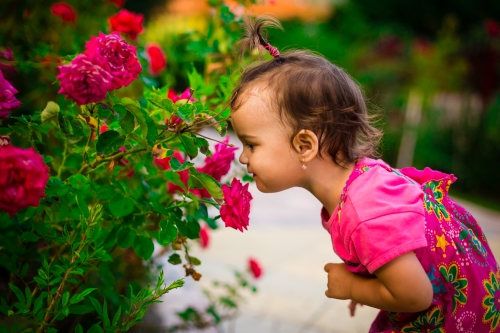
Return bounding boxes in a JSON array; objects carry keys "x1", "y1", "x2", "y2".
[{"x1": 320, "y1": 158, "x2": 500, "y2": 332}]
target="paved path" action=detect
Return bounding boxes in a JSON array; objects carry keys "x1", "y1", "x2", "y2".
[{"x1": 136, "y1": 131, "x2": 500, "y2": 333}]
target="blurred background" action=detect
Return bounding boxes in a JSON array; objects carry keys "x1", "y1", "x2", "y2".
[{"x1": 2, "y1": 0, "x2": 500, "y2": 332}]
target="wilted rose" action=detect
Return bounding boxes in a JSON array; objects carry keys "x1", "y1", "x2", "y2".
[
  {"x1": 109, "y1": 9, "x2": 144, "y2": 41},
  {"x1": 146, "y1": 43, "x2": 167, "y2": 76},
  {"x1": 50, "y1": 2, "x2": 77, "y2": 22},
  {"x1": 56, "y1": 54, "x2": 113, "y2": 105},
  {"x1": 0, "y1": 70, "x2": 22, "y2": 119},
  {"x1": 220, "y1": 178, "x2": 252, "y2": 232},
  {"x1": 198, "y1": 136, "x2": 237, "y2": 182},
  {"x1": 167, "y1": 88, "x2": 197, "y2": 103},
  {"x1": 0, "y1": 145, "x2": 50, "y2": 217},
  {"x1": 199, "y1": 225, "x2": 210, "y2": 249},
  {"x1": 248, "y1": 258, "x2": 262, "y2": 279},
  {"x1": 85, "y1": 32, "x2": 142, "y2": 90}
]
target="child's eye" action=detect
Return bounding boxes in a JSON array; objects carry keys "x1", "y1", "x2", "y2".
[{"x1": 246, "y1": 143, "x2": 255, "y2": 150}]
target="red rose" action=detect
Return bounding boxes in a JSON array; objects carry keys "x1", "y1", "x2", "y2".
[
  {"x1": 220, "y1": 178, "x2": 252, "y2": 232},
  {"x1": 199, "y1": 225, "x2": 210, "y2": 249},
  {"x1": 248, "y1": 258, "x2": 262, "y2": 279},
  {"x1": 485, "y1": 19, "x2": 500, "y2": 37},
  {"x1": 50, "y1": 2, "x2": 77, "y2": 23},
  {"x1": 0, "y1": 145, "x2": 50, "y2": 217},
  {"x1": 154, "y1": 152, "x2": 189, "y2": 194},
  {"x1": 109, "y1": 9, "x2": 144, "y2": 41},
  {"x1": 146, "y1": 43, "x2": 167, "y2": 76}
]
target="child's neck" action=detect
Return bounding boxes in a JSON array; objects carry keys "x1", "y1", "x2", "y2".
[{"x1": 301, "y1": 157, "x2": 355, "y2": 217}]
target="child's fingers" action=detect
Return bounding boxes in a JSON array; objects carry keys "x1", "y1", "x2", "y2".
[
  {"x1": 324, "y1": 263, "x2": 334, "y2": 272},
  {"x1": 348, "y1": 301, "x2": 357, "y2": 317}
]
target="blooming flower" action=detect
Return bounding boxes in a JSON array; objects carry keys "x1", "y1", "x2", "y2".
[
  {"x1": 146, "y1": 43, "x2": 167, "y2": 76},
  {"x1": 485, "y1": 19, "x2": 500, "y2": 37},
  {"x1": 199, "y1": 225, "x2": 210, "y2": 249},
  {"x1": 50, "y1": 2, "x2": 77, "y2": 23},
  {"x1": 248, "y1": 258, "x2": 263, "y2": 279},
  {"x1": 198, "y1": 137, "x2": 237, "y2": 182},
  {"x1": 108, "y1": 9, "x2": 144, "y2": 41},
  {"x1": 56, "y1": 54, "x2": 113, "y2": 105},
  {"x1": 167, "y1": 88, "x2": 197, "y2": 103},
  {"x1": 220, "y1": 178, "x2": 252, "y2": 232},
  {"x1": 84, "y1": 32, "x2": 142, "y2": 90},
  {"x1": 0, "y1": 48, "x2": 16, "y2": 76},
  {"x1": 0, "y1": 70, "x2": 22, "y2": 119},
  {"x1": 0, "y1": 144, "x2": 50, "y2": 217},
  {"x1": 154, "y1": 152, "x2": 189, "y2": 195}
]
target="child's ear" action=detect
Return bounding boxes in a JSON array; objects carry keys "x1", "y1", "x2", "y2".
[{"x1": 292, "y1": 129, "x2": 318, "y2": 162}]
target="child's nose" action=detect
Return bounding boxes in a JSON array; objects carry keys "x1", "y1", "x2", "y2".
[{"x1": 239, "y1": 151, "x2": 248, "y2": 165}]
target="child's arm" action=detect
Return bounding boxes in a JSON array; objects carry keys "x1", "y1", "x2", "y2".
[{"x1": 324, "y1": 252, "x2": 433, "y2": 313}]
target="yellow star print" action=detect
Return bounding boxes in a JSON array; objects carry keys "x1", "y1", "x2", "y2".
[{"x1": 435, "y1": 234, "x2": 449, "y2": 252}]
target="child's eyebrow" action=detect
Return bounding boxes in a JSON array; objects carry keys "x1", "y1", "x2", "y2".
[{"x1": 239, "y1": 134, "x2": 257, "y2": 140}]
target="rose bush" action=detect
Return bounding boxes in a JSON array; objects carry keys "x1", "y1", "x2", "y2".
[{"x1": 0, "y1": 1, "x2": 262, "y2": 331}]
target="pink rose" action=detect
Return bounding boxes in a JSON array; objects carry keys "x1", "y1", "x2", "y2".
[
  {"x1": 167, "y1": 88, "x2": 197, "y2": 103},
  {"x1": 85, "y1": 32, "x2": 142, "y2": 90},
  {"x1": 57, "y1": 54, "x2": 113, "y2": 105},
  {"x1": 199, "y1": 225, "x2": 210, "y2": 249},
  {"x1": 109, "y1": 9, "x2": 144, "y2": 41},
  {"x1": 220, "y1": 178, "x2": 252, "y2": 232},
  {"x1": 248, "y1": 258, "x2": 263, "y2": 279},
  {"x1": 0, "y1": 48, "x2": 16, "y2": 77},
  {"x1": 0, "y1": 145, "x2": 50, "y2": 217},
  {"x1": 0, "y1": 70, "x2": 22, "y2": 119},
  {"x1": 146, "y1": 43, "x2": 167, "y2": 76},
  {"x1": 154, "y1": 152, "x2": 189, "y2": 195},
  {"x1": 198, "y1": 136, "x2": 237, "y2": 182},
  {"x1": 50, "y1": 2, "x2": 77, "y2": 23}
]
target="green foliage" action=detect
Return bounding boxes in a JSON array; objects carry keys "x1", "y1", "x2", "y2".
[{"x1": 0, "y1": 0, "x2": 253, "y2": 332}]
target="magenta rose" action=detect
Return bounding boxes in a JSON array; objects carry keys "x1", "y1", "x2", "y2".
[
  {"x1": 220, "y1": 178, "x2": 252, "y2": 232},
  {"x1": 85, "y1": 32, "x2": 142, "y2": 90},
  {"x1": 57, "y1": 54, "x2": 113, "y2": 105},
  {"x1": 0, "y1": 145, "x2": 50, "y2": 217},
  {"x1": 0, "y1": 70, "x2": 22, "y2": 119},
  {"x1": 198, "y1": 137, "x2": 237, "y2": 182},
  {"x1": 167, "y1": 88, "x2": 197, "y2": 103}
]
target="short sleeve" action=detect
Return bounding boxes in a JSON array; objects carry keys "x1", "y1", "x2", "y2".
[{"x1": 346, "y1": 166, "x2": 427, "y2": 274}]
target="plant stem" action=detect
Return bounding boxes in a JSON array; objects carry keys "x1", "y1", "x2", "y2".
[{"x1": 57, "y1": 133, "x2": 68, "y2": 178}]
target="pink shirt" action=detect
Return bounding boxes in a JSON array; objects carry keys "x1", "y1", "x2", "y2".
[{"x1": 321, "y1": 158, "x2": 428, "y2": 274}]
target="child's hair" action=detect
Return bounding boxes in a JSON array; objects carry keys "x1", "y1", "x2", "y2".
[{"x1": 231, "y1": 16, "x2": 383, "y2": 167}]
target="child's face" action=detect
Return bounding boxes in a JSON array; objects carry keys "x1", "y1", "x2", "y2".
[{"x1": 231, "y1": 88, "x2": 304, "y2": 193}]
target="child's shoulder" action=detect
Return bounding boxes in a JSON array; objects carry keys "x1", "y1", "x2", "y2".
[{"x1": 346, "y1": 158, "x2": 425, "y2": 223}]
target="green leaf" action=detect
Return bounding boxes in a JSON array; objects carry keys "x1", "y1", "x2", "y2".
[
  {"x1": 134, "y1": 236, "x2": 154, "y2": 260},
  {"x1": 70, "y1": 288, "x2": 97, "y2": 304},
  {"x1": 169, "y1": 157, "x2": 194, "y2": 171},
  {"x1": 109, "y1": 195, "x2": 134, "y2": 218},
  {"x1": 8, "y1": 284, "x2": 25, "y2": 304},
  {"x1": 189, "y1": 256, "x2": 201, "y2": 266},
  {"x1": 41, "y1": 101, "x2": 60, "y2": 123},
  {"x1": 62, "y1": 291, "x2": 69, "y2": 307},
  {"x1": 69, "y1": 305, "x2": 94, "y2": 315},
  {"x1": 33, "y1": 277, "x2": 47, "y2": 287},
  {"x1": 112, "y1": 306, "x2": 122, "y2": 326},
  {"x1": 96, "y1": 185, "x2": 116, "y2": 200},
  {"x1": 102, "y1": 299, "x2": 110, "y2": 328},
  {"x1": 179, "y1": 134, "x2": 198, "y2": 158},
  {"x1": 113, "y1": 104, "x2": 128, "y2": 116},
  {"x1": 117, "y1": 228, "x2": 136, "y2": 248},
  {"x1": 177, "y1": 104, "x2": 195, "y2": 125},
  {"x1": 75, "y1": 324, "x2": 83, "y2": 333},
  {"x1": 33, "y1": 293, "x2": 46, "y2": 315},
  {"x1": 168, "y1": 253, "x2": 182, "y2": 265},
  {"x1": 158, "y1": 219, "x2": 177, "y2": 245},
  {"x1": 89, "y1": 297, "x2": 102, "y2": 315},
  {"x1": 45, "y1": 177, "x2": 69, "y2": 196},
  {"x1": 98, "y1": 104, "x2": 112, "y2": 118},
  {"x1": 96, "y1": 130, "x2": 125, "y2": 155},
  {"x1": 25, "y1": 287, "x2": 32, "y2": 308},
  {"x1": 189, "y1": 168, "x2": 223, "y2": 199},
  {"x1": 128, "y1": 132, "x2": 148, "y2": 147},
  {"x1": 87, "y1": 323, "x2": 103, "y2": 333},
  {"x1": 20, "y1": 232, "x2": 39, "y2": 242},
  {"x1": 68, "y1": 174, "x2": 90, "y2": 192},
  {"x1": 119, "y1": 111, "x2": 135, "y2": 134},
  {"x1": 147, "y1": 96, "x2": 174, "y2": 112},
  {"x1": 75, "y1": 193, "x2": 90, "y2": 218}
]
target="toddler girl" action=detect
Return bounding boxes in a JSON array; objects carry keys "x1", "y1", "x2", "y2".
[{"x1": 230, "y1": 17, "x2": 500, "y2": 332}]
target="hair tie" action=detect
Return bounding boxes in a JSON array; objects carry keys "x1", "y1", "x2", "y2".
[{"x1": 264, "y1": 43, "x2": 280, "y2": 58}]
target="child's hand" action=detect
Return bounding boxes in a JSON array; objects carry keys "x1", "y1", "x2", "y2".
[
  {"x1": 324, "y1": 263, "x2": 354, "y2": 300},
  {"x1": 348, "y1": 300, "x2": 363, "y2": 317}
]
